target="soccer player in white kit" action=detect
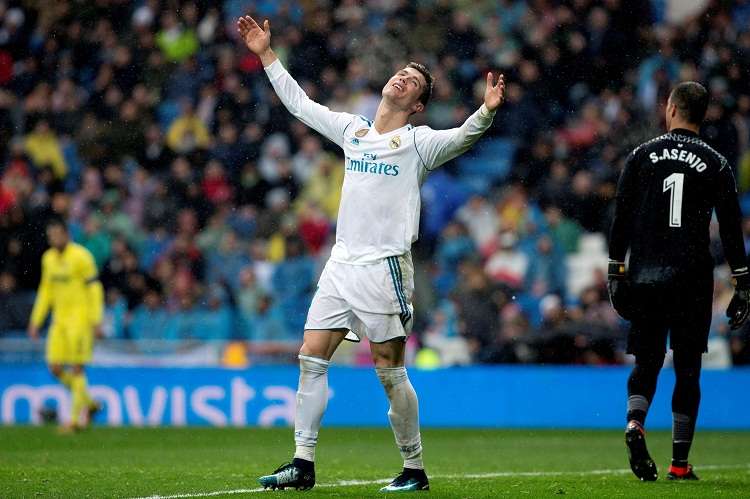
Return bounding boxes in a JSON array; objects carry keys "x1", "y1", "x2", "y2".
[{"x1": 238, "y1": 15, "x2": 505, "y2": 493}]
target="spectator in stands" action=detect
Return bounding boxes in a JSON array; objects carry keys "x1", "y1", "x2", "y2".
[
  {"x1": 484, "y1": 230, "x2": 529, "y2": 289},
  {"x1": 77, "y1": 214, "x2": 111, "y2": 270},
  {"x1": 206, "y1": 230, "x2": 249, "y2": 292},
  {"x1": 24, "y1": 120, "x2": 66, "y2": 179},
  {"x1": 524, "y1": 234, "x2": 567, "y2": 298},
  {"x1": 166, "y1": 99, "x2": 211, "y2": 154},
  {"x1": 454, "y1": 261, "x2": 502, "y2": 354},
  {"x1": 0, "y1": 270, "x2": 33, "y2": 333},
  {"x1": 156, "y1": 10, "x2": 199, "y2": 63},
  {"x1": 128, "y1": 288, "x2": 177, "y2": 340},
  {"x1": 543, "y1": 205, "x2": 582, "y2": 254},
  {"x1": 248, "y1": 294, "x2": 289, "y2": 341},
  {"x1": 433, "y1": 221, "x2": 475, "y2": 298},
  {"x1": 270, "y1": 236, "x2": 314, "y2": 336}
]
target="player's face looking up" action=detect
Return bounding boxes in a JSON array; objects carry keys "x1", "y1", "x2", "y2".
[
  {"x1": 382, "y1": 67, "x2": 428, "y2": 115},
  {"x1": 46, "y1": 224, "x2": 69, "y2": 251}
]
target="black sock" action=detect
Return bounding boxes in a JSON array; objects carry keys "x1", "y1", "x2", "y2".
[
  {"x1": 671, "y1": 351, "x2": 701, "y2": 466},
  {"x1": 293, "y1": 457, "x2": 314, "y2": 470},
  {"x1": 671, "y1": 447, "x2": 689, "y2": 467}
]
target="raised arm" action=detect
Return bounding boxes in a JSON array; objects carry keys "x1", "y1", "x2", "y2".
[
  {"x1": 237, "y1": 16, "x2": 353, "y2": 148},
  {"x1": 415, "y1": 72, "x2": 504, "y2": 170}
]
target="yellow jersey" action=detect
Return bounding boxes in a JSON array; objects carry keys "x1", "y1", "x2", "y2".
[{"x1": 30, "y1": 242, "x2": 104, "y2": 328}]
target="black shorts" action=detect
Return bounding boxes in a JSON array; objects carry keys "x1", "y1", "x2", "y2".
[{"x1": 627, "y1": 279, "x2": 713, "y2": 357}]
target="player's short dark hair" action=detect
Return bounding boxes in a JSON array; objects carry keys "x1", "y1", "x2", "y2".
[
  {"x1": 406, "y1": 62, "x2": 433, "y2": 108},
  {"x1": 669, "y1": 82, "x2": 709, "y2": 125},
  {"x1": 46, "y1": 217, "x2": 68, "y2": 232}
]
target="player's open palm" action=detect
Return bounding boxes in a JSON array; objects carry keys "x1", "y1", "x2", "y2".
[
  {"x1": 237, "y1": 16, "x2": 270, "y2": 55},
  {"x1": 484, "y1": 72, "x2": 505, "y2": 111}
]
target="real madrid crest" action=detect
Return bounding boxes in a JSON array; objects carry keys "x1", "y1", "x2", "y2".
[
  {"x1": 355, "y1": 128, "x2": 369, "y2": 138},
  {"x1": 389, "y1": 136, "x2": 401, "y2": 149}
]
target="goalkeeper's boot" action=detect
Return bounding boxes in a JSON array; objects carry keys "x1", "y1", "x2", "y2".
[
  {"x1": 625, "y1": 420, "x2": 658, "y2": 481},
  {"x1": 379, "y1": 468, "x2": 429, "y2": 492},
  {"x1": 667, "y1": 463, "x2": 699, "y2": 480},
  {"x1": 258, "y1": 458, "x2": 315, "y2": 490}
]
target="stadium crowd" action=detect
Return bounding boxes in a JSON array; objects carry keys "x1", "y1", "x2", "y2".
[{"x1": 1, "y1": 0, "x2": 750, "y2": 366}]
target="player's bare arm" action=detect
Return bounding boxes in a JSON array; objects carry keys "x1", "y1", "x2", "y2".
[
  {"x1": 237, "y1": 16, "x2": 276, "y2": 67},
  {"x1": 27, "y1": 324, "x2": 39, "y2": 340}
]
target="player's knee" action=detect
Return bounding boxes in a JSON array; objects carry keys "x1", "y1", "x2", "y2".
[
  {"x1": 71, "y1": 364, "x2": 84, "y2": 375},
  {"x1": 674, "y1": 367, "x2": 701, "y2": 384},
  {"x1": 371, "y1": 350, "x2": 402, "y2": 368},
  {"x1": 49, "y1": 364, "x2": 64, "y2": 378},
  {"x1": 299, "y1": 342, "x2": 328, "y2": 360},
  {"x1": 375, "y1": 365, "x2": 408, "y2": 391},
  {"x1": 672, "y1": 350, "x2": 702, "y2": 371},
  {"x1": 299, "y1": 334, "x2": 330, "y2": 359},
  {"x1": 370, "y1": 339, "x2": 405, "y2": 368},
  {"x1": 634, "y1": 353, "x2": 664, "y2": 373},
  {"x1": 298, "y1": 354, "x2": 329, "y2": 376}
]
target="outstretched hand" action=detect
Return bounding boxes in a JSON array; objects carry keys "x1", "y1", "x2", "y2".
[
  {"x1": 483, "y1": 72, "x2": 505, "y2": 112},
  {"x1": 237, "y1": 16, "x2": 273, "y2": 61}
]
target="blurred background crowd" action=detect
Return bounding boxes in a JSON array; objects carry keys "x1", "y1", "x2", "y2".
[{"x1": 1, "y1": 0, "x2": 750, "y2": 366}]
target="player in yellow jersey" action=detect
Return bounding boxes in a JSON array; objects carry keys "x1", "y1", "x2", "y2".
[{"x1": 27, "y1": 218, "x2": 104, "y2": 432}]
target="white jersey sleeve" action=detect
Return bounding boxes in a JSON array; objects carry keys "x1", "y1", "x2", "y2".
[
  {"x1": 265, "y1": 60, "x2": 355, "y2": 148},
  {"x1": 414, "y1": 104, "x2": 496, "y2": 170}
]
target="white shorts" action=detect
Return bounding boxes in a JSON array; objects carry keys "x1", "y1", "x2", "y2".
[{"x1": 305, "y1": 253, "x2": 414, "y2": 343}]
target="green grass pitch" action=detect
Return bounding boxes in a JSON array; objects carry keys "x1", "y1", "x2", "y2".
[{"x1": 1, "y1": 427, "x2": 749, "y2": 498}]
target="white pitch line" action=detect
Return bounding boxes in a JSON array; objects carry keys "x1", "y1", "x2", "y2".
[{"x1": 131, "y1": 463, "x2": 750, "y2": 499}]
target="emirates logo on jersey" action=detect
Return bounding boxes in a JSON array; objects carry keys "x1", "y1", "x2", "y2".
[
  {"x1": 389, "y1": 136, "x2": 401, "y2": 149},
  {"x1": 346, "y1": 157, "x2": 400, "y2": 176}
]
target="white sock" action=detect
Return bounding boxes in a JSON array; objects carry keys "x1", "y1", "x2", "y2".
[
  {"x1": 293, "y1": 354, "x2": 330, "y2": 463},
  {"x1": 376, "y1": 366, "x2": 424, "y2": 470}
]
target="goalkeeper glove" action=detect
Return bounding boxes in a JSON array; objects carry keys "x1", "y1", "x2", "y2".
[
  {"x1": 727, "y1": 268, "x2": 750, "y2": 330},
  {"x1": 608, "y1": 260, "x2": 632, "y2": 320}
]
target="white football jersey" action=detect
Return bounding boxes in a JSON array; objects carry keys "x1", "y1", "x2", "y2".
[{"x1": 265, "y1": 60, "x2": 495, "y2": 264}]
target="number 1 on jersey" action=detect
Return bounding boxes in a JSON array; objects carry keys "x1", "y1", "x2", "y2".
[{"x1": 663, "y1": 172, "x2": 684, "y2": 228}]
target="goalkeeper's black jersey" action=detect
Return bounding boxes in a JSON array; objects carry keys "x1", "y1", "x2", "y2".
[{"x1": 609, "y1": 128, "x2": 747, "y2": 284}]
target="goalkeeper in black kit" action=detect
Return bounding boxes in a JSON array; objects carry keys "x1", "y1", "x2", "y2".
[{"x1": 608, "y1": 82, "x2": 750, "y2": 482}]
